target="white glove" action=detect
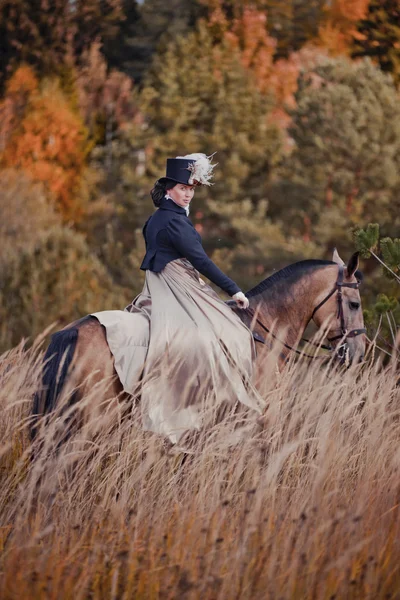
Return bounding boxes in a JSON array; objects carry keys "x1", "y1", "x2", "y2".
[{"x1": 232, "y1": 291, "x2": 249, "y2": 309}]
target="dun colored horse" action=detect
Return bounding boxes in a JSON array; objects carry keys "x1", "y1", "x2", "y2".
[{"x1": 31, "y1": 250, "x2": 366, "y2": 439}]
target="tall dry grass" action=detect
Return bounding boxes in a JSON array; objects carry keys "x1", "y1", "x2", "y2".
[{"x1": 0, "y1": 338, "x2": 399, "y2": 599}]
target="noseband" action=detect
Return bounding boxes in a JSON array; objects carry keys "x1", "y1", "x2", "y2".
[{"x1": 247, "y1": 264, "x2": 366, "y2": 360}]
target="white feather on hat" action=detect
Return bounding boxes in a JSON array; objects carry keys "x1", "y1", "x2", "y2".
[{"x1": 176, "y1": 152, "x2": 217, "y2": 186}]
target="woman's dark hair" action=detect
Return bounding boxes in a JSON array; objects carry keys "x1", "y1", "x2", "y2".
[{"x1": 150, "y1": 178, "x2": 176, "y2": 207}]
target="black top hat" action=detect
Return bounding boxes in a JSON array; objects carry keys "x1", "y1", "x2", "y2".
[
  {"x1": 164, "y1": 158, "x2": 195, "y2": 185},
  {"x1": 161, "y1": 153, "x2": 216, "y2": 186}
]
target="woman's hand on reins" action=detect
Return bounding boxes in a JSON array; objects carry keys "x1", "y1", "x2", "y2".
[{"x1": 232, "y1": 291, "x2": 249, "y2": 309}]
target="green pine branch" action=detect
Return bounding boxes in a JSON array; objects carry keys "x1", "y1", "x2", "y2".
[{"x1": 354, "y1": 224, "x2": 400, "y2": 284}]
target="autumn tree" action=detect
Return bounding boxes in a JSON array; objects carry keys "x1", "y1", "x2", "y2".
[
  {"x1": 352, "y1": 0, "x2": 400, "y2": 86},
  {"x1": 221, "y1": 7, "x2": 276, "y2": 94},
  {"x1": 203, "y1": 3, "x2": 329, "y2": 133},
  {"x1": 0, "y1": 66, "x2": 90, "y2": 221},
  {"x1": 203, "y1": 0, "x2": 326, "y2": 57},
  {"x1": 76, "y1": 41, "x2": 138, "y2": 142},
  {"x1": 71, "y1": 0, "x2": 124, "y2": 57},
  {"x1": 0, "y1": 0, "x2": 70, "y2": 89},
  {"x1": 0, "y1": 65, "x2": 37, "y2": 153},
  {"x1": 318, "y1": 0, "x2": 370, "y2": 55},
  {"x1": 0, "y1": 0, "x2": 124, "y2": 90}
]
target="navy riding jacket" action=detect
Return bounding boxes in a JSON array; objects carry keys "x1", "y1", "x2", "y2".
[{"x1": 140, "y1": 197, "x2": 240, "y2": 297}]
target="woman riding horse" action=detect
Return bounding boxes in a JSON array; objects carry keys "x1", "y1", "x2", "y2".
[{"x1": 32, "y1": 154, "x2": 366, "y2": 445}]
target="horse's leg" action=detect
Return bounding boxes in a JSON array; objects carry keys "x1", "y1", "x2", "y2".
[
  {"x1": 63, "y1": 317, "x2": 125, "y2": 434},
  {"x1": 68, "y1": 318, "x2": 135, "y2": 499},
  {"x1": 32, "y1": 316, "x2": 124, "y2": 442},
  {"x1": 31, "y1": 316, "x2": 130, "y2": 510}
]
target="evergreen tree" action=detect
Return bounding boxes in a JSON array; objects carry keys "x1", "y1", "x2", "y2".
[
  {"x1": 354, "y1": 223, "x2": 399, "y2": 348},
  {"x1": 103, "y1": 0, "x2": 206, "y2": 84},
  {"x1": 352, "y1": 0, "x2": 400, "y2": 86},
  {"x1": 273, "y1": 57, "x2": 400, "y2": 247},
  {"x1": 0, "y1": 226, "x2": 129, "y2": 352},
  {"x1": 0, "y1": 169, "x2": 60, "y2": 268},
  {"x1": 101, "y1": 0, "x2": 142, "y2": 82}
]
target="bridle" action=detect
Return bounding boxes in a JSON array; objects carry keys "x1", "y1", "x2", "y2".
[
  {"x1": 247, "y1": 264, "x2": 366, "y2": 360},
  {"x1": 312, "y1": 265, "x2": 366, "y2": 340}
]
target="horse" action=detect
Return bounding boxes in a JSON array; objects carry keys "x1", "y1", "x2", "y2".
[{"x1": 31, "y1": 249, "x2": 366, "y2": 440}]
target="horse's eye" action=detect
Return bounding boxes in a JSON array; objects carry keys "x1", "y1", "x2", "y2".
[{"x1": 349, "y1": 301, "x2": 360, "y2": 310}]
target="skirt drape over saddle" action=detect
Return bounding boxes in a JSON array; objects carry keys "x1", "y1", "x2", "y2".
[{"x1": 92, "y1": 258, "x2": 263, "y2": 443}]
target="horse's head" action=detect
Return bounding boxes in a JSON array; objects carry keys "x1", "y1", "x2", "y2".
[{"x1": 312, "y1": 249, "x2": 366, "y2": 365}]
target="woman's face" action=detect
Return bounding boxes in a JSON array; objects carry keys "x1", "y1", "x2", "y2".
[{"x1": 168, "y1": 183, "x2": 195, "y2": 208}]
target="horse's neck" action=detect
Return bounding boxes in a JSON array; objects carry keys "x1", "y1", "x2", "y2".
[
  {"x1": 250, "y1": 266, "x2": 336, "y2": 350},
  {"x1": 251, "y1": 289, "x2": 309, "y2": 349}
]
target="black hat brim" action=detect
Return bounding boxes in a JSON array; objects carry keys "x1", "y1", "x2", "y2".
[{"x1": 157, "y1": 176, "x2": 200, "y2": 187}]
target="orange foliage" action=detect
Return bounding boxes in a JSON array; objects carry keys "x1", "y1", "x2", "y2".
[
  {"x1": 331, "y1": 0, "x2": 370, "y2": 23},
  {"x1": 266, "y1": 46, "x2": 328, "y2": 134},
  {"x1": 208, "y1": 6, "x2": 326, "y2": 134},
  {"x1": 210, "y1": 6, "x2": 280, "y2": 104},
  {"x1": 225, "y1": 8, "x2": 276, "y2": 93},
  {"x1": 0, "y1": 67, "x2": 89, "y2": 221},
  {"x1": 318, "y1": 0, "x2": 370, "y2": 55},
  {"x1": 6, "y1": 64, "x2": 38, "y2": 97},
  {"x1": 0, "y1": 66, "x2": 39, "y2": 153}
]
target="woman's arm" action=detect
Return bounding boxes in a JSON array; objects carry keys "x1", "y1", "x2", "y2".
[{"x1": 166, "y1": 217, "x2": 243, "y2": 298}]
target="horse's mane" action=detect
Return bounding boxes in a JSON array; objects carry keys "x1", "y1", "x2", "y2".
[{"x1": 247, "y1": 259, "x2": 336, "y2": 298}]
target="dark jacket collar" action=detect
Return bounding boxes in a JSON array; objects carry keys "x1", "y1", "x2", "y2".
[{"x1": 159, "y1": 196, "x2": 187, "y2": 215}]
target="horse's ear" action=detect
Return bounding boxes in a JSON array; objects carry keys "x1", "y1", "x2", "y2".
[
  {"x1": 346, "y1": 252, "x2": 360, "y2": 278},
  {"x1": 332, "y1": 248, "x2": 345, "y2": 266}
]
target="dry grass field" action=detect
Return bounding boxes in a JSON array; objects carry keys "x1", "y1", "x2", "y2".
[{"x1": 0, "y1": 338, "x2": 399, "y2": 599}]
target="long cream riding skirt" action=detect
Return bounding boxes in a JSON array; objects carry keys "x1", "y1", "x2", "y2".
[{"x1": 92, "y1": 258, "x2": 263, "y2": 443}]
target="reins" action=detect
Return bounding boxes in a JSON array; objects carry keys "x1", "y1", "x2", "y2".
[
  {"x1": 247, "y1": 306, "x2": 327, "y2": 359},
  {"x1": 247, "y1": 264, "x2": 366, "y2": 360}
]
